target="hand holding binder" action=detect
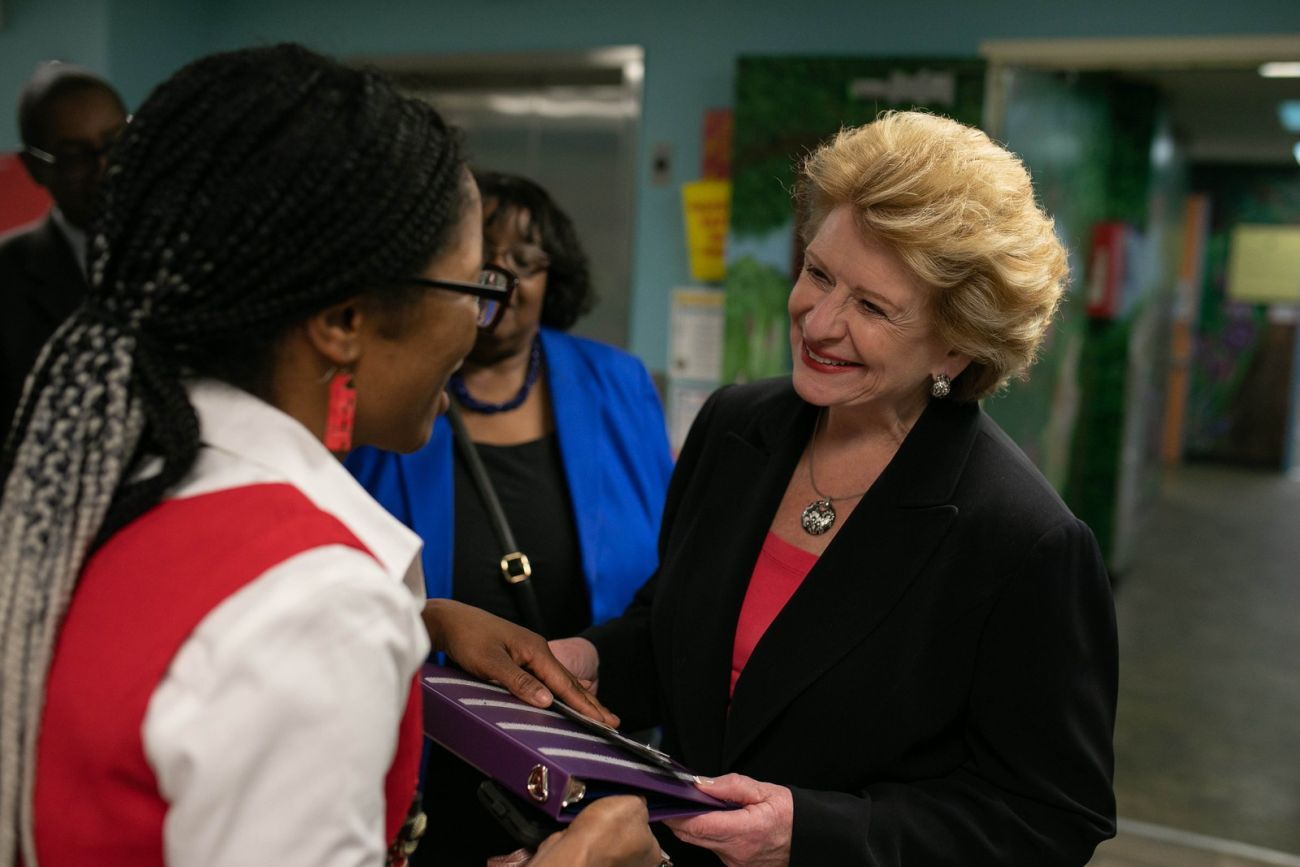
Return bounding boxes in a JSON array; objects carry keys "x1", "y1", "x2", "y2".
[
  {"x1": 483, "y1": 789, "x2": 669, "y2": 867},
  {"x1": 421, "y1": 663, "x2": 732, "y2": 823}
]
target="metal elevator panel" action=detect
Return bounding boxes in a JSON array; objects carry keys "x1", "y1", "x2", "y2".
[{"x1": 373, "y1": 48, "x2": 644, "y2": 350}]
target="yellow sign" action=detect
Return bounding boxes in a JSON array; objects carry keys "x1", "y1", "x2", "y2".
[
  {"x1": 681, "y1": 180, "x2": 731, "y2": 283},
  {"x1": 1227, "y1": 225, "x2": 1300, "y2": 303}
]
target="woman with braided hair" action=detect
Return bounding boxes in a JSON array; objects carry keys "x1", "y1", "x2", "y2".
[{"x1": 0, "y1": 44, "x2": 660, "y2": 867}]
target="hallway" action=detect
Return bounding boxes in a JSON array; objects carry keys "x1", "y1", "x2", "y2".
[{"x1": 1089, "y1": 463, "x2": 1300, "y2": 865}]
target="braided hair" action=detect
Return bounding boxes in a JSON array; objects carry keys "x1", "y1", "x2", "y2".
[
  {"x1": 0, "y1": 43, "x2": 467, "y2": 864},
  {"x1": 475, "y1": 170, "x2": 593, "y2": 330}
]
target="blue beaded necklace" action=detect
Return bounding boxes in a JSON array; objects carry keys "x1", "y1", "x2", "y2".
[{"x1": 448, "y1": 336, "x2": 542, "y2": 414}]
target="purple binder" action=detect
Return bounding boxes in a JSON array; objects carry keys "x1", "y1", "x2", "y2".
[{"x1": 420, "y1": 662, "x2": 731, "y2": 823}]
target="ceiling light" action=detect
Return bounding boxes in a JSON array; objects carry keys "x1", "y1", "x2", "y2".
[
  {"x1": 1294, "y1": 142, "x2": 1300, "y2": 165},
  {"x1": 1281, "y1": 101, "x2": 1300, "y2": 133},
  {"x1": 1260, "y1": 62, "x2": 1300, "y2": 78}
]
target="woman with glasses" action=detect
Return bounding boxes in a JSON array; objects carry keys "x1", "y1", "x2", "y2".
[
  {"x1": 349, "y1": 171, "x2": 673, "y2": 864},
  {"x1": 0, "y1": 44, "x2": 661, "y2": 867}
]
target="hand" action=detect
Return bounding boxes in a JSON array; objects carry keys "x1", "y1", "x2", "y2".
[
  {"x1": 423, "y1": 599, "x2": 618, "y2": 727},
  {"x1": 663, "y1": 774, "x2": 793, "y2": 867},
  {"x1": 529, "y1": 796, "x2": 664, "y2": 867},
  {"x1": 548, "y1": 637, "x2": 600, "y2": 693}
]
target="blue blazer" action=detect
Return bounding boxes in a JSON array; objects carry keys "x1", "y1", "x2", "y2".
[{"x1": 347, "y1": 328, "x2": 673, "y2": 626}]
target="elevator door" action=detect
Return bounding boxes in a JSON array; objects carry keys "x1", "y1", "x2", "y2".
[{"x1": 384, "y1": 49, "x2": 643, "y2": 350}]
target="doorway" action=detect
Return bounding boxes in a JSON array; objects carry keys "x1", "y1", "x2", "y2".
[
  {"x1": 982, "y1": 34, "x2": 1300, "y2": 863},
  {"x1": 982, "y1": 35, "x2": 1300, "y2": 475}
]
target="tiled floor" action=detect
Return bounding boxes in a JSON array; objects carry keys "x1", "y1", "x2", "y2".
[
  {"x1": 1088, "y1": 464, "x2": 1300, "y2": 865},
  {"x1": 1091, "y1": 820, "x2": 1300, "y2": 866}
]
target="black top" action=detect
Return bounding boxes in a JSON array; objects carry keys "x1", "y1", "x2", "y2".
[
  {"x1": 424, "y1": 435, "x2": 596, "y2": 867},
  {"x1": 451, "y1": 432, "x2": 590, "y2": 638}
]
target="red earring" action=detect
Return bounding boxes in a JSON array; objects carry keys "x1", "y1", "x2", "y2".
[{"x1": 324, "y1": 369, "x2": 356, "y2": 452}]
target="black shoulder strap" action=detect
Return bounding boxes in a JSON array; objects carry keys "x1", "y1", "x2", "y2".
[{"x1": 445, "y1": 402, "x2": 547, "y2": 635}]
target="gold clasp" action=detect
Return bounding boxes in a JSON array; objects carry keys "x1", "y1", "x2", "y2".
[
  {"x1": 500, "y1": 551, "x2": 532, "y2": 584},
  {"x1": 526, "y1": 764, "x2": 549, "y2": 802}
]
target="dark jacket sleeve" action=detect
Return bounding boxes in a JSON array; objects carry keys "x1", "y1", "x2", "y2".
[
  {"x1": 789, "y1": 517, "x2": 1117, "y2": 866},
  {"x1": 582, "y1": 384, "x2": 733, "y2": 730}
]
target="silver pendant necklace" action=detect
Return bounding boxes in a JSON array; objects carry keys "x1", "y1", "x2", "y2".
[{"x1": 800, "y1": 412, "x2": 871, "y2": 536}]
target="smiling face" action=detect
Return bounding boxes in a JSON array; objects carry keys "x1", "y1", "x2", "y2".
[
  {"x1": 789, "y1": 205, "x2": 967, "y2": 421},
  {"x1": 351, "y1": 190, "x2": 484, "y2": 453}
]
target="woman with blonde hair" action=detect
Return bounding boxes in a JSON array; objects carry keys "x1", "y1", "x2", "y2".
[{"x1": 555, "y1": 111, "x2": 1117, "y2": 866}]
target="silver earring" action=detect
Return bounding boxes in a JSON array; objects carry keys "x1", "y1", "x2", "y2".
[{"x1": 930, "y1": 373, "x2": 952, "y2": 399}]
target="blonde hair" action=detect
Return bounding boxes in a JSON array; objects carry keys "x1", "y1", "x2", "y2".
[{"x1": 797, "y1": 111, "x2": 1068, "y2": 402}]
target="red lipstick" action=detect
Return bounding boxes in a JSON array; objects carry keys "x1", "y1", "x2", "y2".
[{"x1": 800, "y1": 342, "x2": 860, "y2": 374}]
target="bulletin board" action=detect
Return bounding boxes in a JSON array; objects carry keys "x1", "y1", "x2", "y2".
[{"x1": 1227, "y1": 224, "x2": 1300, "y2": 303}]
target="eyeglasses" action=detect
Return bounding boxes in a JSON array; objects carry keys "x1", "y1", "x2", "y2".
[
  {"x1": 24, "y1": 117, "x2": 130, "y2": 177},
  {"x1": 398, "y1": 263, "x2": 517, "y2": 331},
  {"x1": 487, "y1": 244, "x2": 550, "y2": 279}
]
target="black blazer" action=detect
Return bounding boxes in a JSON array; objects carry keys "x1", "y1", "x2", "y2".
[
  {"x1": 0, "y1": 217, "x2": 87, "y2": 440},
  {"x1": 587, "y1": 379, "x2": 1117, "y2": 867}
]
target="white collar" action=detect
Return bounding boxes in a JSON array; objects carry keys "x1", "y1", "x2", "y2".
[
  {"x1": 183, "y1": 379, "x2": 426, "y2": 598},
  {"x1": 49, "y1": 207, "x2": 87, "y2": 278}
]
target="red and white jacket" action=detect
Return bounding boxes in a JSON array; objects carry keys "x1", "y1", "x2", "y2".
[{"x1": 33, "y1": 380, "x2": 430, "y2": 867}]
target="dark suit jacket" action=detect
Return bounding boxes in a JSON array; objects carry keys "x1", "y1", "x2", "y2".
[
  {"x1": 587, "y1": 379, "x2": 1117, "y2": 867},
  {"x1": 0, "y1": 217, "x2": 87, "y2": 440}
]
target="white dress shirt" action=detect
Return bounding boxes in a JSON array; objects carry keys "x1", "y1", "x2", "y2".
[{"x1": 142, "y1": 380, "x2": 430, "y2": 867}]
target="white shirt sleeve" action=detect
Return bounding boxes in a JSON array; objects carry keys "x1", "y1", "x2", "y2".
[{"x1": 143, "y1": 544, "x2": 431, "y2": 867}]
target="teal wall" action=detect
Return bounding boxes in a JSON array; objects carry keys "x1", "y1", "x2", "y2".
[
  {"x1": 104, "y1": 0, "x2": 210, "y2": 112},
  {"x1": 0, "y1": 0, "x2": 110, "y2": 125},
  {"x1": 3, "y1": 0, "x2": 1300, "y2": 370}
]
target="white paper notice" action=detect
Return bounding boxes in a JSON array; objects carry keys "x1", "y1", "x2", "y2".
[
  {"x1": 670, "y1": 287, "x2": 725, "y2": 382},
  {"x1": 668, "y1": 382, "x2": 714, "y2": 456},
  {"x1": 668, "y1": 287, "x2": 725, "y2": 454}
]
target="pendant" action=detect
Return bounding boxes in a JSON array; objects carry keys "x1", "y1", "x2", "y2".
[{"x1": 800, "y1": 498, "x2": 836, "y2": 536}]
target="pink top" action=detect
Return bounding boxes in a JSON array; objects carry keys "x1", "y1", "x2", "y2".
[{"x1": 730, "y1": 531, "x2": 819, "y2": 697}]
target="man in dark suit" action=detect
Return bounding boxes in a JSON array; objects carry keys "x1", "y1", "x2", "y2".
[{"x1": 0, "y1": 62, "x2": 128, "y2": 441}]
